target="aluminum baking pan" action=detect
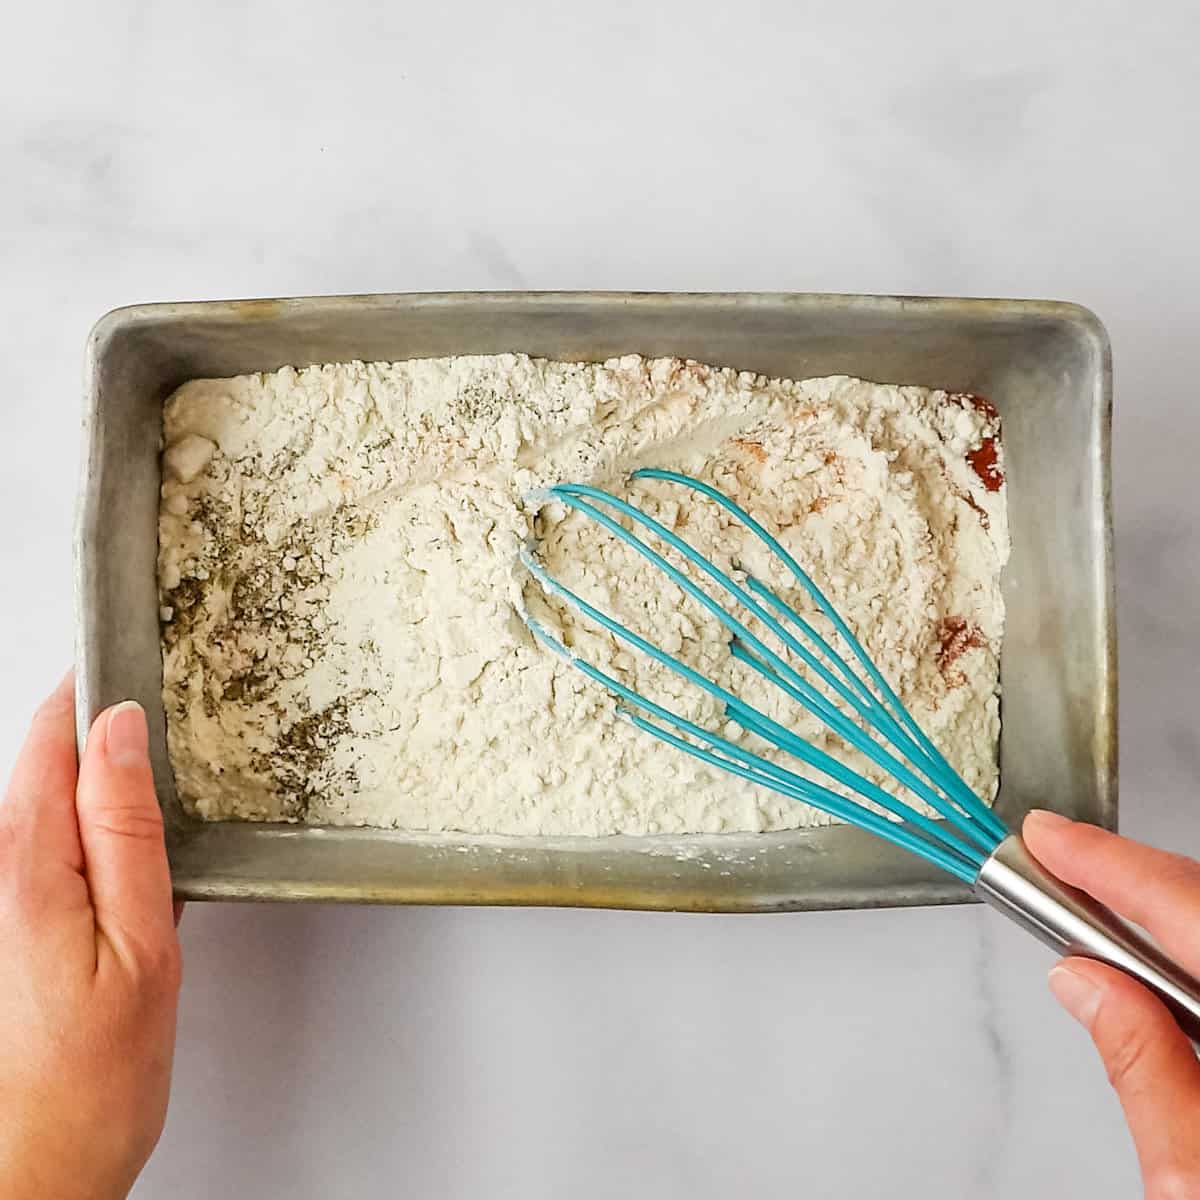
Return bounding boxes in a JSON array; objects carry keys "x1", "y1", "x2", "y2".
[{"x1": 74, "y1": 292, "x2": 1115, "y2": 911}]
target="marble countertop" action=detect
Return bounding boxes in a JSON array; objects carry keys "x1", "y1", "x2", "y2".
[{"x1": 3, "y1": 2, "x2": 1198, "y2": 1196}]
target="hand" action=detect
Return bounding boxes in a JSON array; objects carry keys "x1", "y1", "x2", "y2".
[
  {"x1": 0, "y1": 675, "x2": 181, "y2": 1200},
  {"x1": 1024, "y1": 809, "x2": 1200, "y2": 1198}
]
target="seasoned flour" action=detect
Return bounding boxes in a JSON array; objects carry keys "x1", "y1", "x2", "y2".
[{"x1": 157, "y1": 355, "x2": 1009, "y2": 835}]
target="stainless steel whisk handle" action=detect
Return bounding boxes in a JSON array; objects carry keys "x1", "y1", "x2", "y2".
[{"x1": 976, "y1": 834, "x2": 1200, "y2": 1046}]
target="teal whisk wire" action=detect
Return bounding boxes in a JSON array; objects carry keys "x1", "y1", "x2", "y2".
[
  {"x1": 519, "y1": 473, "x2": 1009, "y2": 884},
  {"x1": 551, "y1": 482, "x2": 999, "y2": 853},
  {"x1": 632, "y1": 468, "x2": 1009, "y2": 845}
]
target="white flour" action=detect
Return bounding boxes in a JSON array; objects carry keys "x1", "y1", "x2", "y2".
[{"x1": 157, "y1": 355, "x2": 1009, "y2": 835}]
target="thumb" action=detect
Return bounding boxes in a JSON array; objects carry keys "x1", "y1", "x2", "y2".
[
  {"x1": 1050, "y1": 957, "x2": 1200, "y2": 1189},
  {"x1": 76, "y1": 701, "x2": 176, "y2": 961}
]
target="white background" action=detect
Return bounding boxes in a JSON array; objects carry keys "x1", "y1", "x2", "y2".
[{"x1": 3, "y1": 2, "x2": 1198, "y2": 1196}]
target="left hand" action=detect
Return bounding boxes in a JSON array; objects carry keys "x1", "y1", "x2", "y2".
[{"x1": 0, "y1": 674, "x2": 182, "y2": 1200}]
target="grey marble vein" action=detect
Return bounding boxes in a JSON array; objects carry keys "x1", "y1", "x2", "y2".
[{"x1": 970, "y1": 915, "x2": 1014, "y2": 1200}]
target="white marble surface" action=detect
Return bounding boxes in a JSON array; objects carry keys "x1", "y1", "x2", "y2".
[{"x1": 2, "y1": 2, "x2": 1198, "y2": 1195}]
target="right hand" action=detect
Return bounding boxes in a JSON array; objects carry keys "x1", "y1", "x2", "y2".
[{"x1": 1024, "y1": 809, "x2": 1200, "y2": 1198}]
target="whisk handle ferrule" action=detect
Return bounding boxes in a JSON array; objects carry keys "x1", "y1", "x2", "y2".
[{"x1": 976, "y1": 833, "x2": 1200, "y2": 1047}]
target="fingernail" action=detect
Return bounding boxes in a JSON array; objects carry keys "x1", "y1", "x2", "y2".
[
  {"x1": 1025, "y1": 808, "x2": 1071, "y2": 831},
  {"x1": 105, "y1": 701, "x2": 148, "y2": 768},
  {"x1": 1049, "y1": 964, "x2": 1102, "y2": 1028}
]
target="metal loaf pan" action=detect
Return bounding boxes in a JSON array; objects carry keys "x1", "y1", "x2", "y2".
[{"x1": 75, "y1": 292, "x2": 1115, "y2": 911}]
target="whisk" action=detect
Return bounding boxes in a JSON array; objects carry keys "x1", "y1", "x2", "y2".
[{"x1": 521, "y1": 468, "x2": 1200, "y2": 1042}]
